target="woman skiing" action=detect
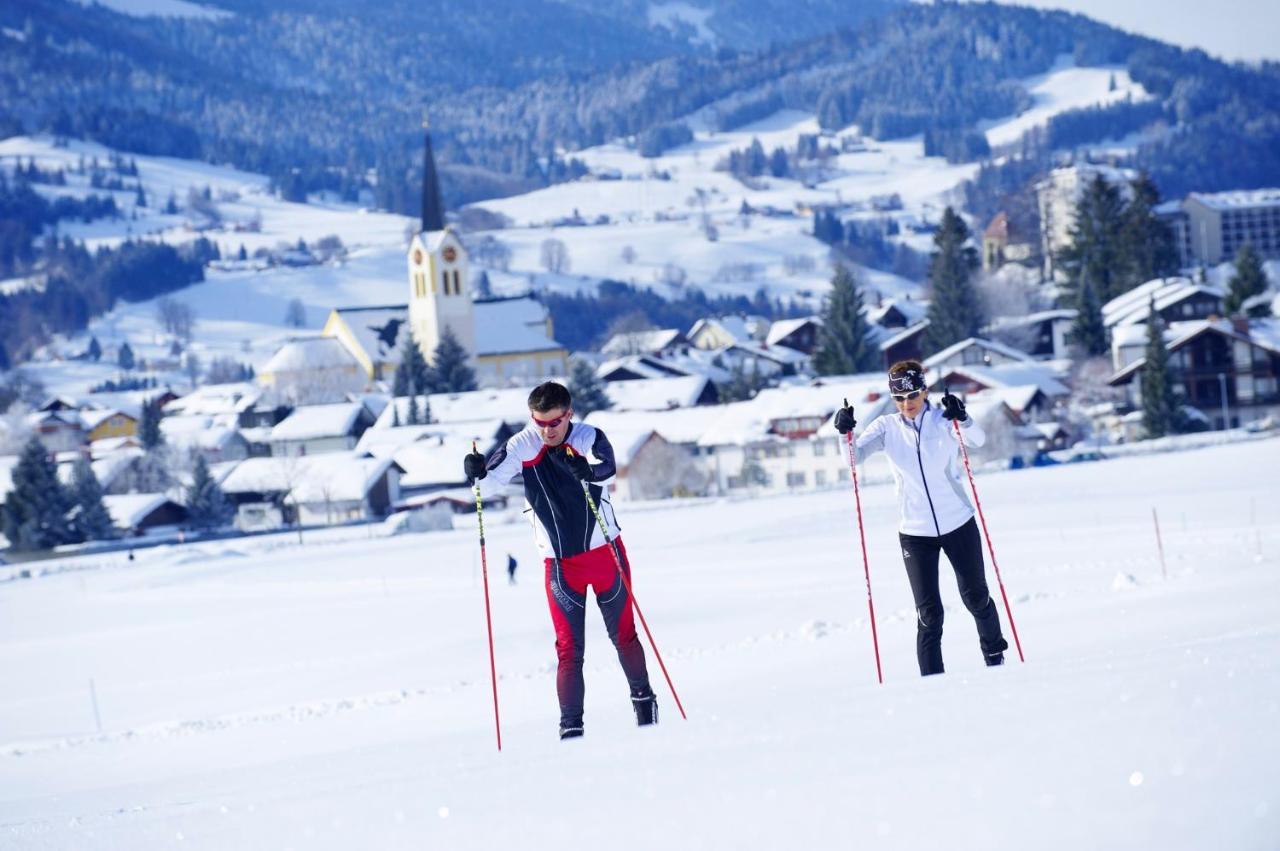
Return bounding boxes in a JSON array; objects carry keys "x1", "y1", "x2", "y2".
[{"x1": 834, "y1": 360, "x2": 1009, "y2": 675}]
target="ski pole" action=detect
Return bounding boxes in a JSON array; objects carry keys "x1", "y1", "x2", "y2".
[
  {"x1": 567, "y1": 446, "x2": 688, "y2": 720},
  {"x1": 949, "y1": 416, "x2": 1026, "y2": 663},
  {"x1": 841, "y1": 399, "x2": 883, "y2": 684},
  {"x1": 471, "y1": 441, "x2": 503, "y2": 751}
]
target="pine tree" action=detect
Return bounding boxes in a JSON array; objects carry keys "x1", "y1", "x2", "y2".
[
  {"x1": 396, "y1": 329, "x2": 432, "y2": 397},
  {"x1": 187, "y1": 455, "x2": 233, "y2": 531},
  {"x1": 1071, "y1": 270, "x2": 1109, "y2": 356},
  {"x1": 1, "y1": 436, "x2": 77, "y2": 550},
  {"x1": 432, "y1": 327, "x2": 477, "y2": 393},
  {"x1": 407, "y1": 393, "x2": 421, "y2": 425},
  {"x1": 138, "y1": 397, "x2": 164, "y2": 450},
  {"x1": 1119, "y1": 174, "x2": 1178, "y2": 290},
  {"x1": 1059, "y1": 176, "x2": 1127, "y2": 303},
  {"x1": 1140, "y1": 298, "x2": 1179, "y2": 439},
  {"x1": 815, "y1": 265, "x2": 878, "y2": 375},
  {"x1": 923, "y1": 207, "x2": 982, "y2": 354},
  {"x1": 391, "y1": 404, "x2": 401, "y2": 427},
  {"x1": 71, "y1": 456, "x2": 116, "y2": 541},
  {"x1": 118, "y1": 341, "x2": 135, "y2": 370},
  {"x1": 1224, "y1": 243, "x2": 1270, "y2": 317},
  {"x1": 88, "y1": 336, "x2": 102, "y2": 361},
  {"x1": 567, "y1": 359, "x2": 611, "y2": 417}
]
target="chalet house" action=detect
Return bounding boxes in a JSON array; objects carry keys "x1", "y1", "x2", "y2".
[{"x1": 267, "y1": 401, "x2": 378, "y2": 457}]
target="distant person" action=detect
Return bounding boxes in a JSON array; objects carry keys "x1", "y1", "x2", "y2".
[
  {"x1": 464, "y1": 381, "x2": 657, "y2": 740},
  {"x1": 507, "y1": 553, "x2": 518, "y2": 586},
  {"x1": 834, "y1": 360, "x2": 1009, "y2": 675}
]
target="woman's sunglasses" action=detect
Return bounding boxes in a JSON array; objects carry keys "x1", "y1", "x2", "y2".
[{"x1": 891, "y1": 390, "x2": 924, "y2": 403}]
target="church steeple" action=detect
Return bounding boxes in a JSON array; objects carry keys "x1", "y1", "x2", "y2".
[{"x1": 420, "y1": 114, "x2": 445, "y2": 233}]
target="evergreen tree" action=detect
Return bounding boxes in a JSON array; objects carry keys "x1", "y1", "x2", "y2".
[
  {"x1": 432, "y1": 327, "x2": 477, "y2": 393},
  {"x1": 407, "y1": 393, "x2": 421, "y2": 425},
  {"x1": 1, "y1": 436, "x2": 77, "y2": 550},
  {"x1": 186, "y1": 455, "x2": 233, "y2": 530},
  {"x1": 1224, "y1": 243, "x2": 1270, "y2": 317},
  {"x1": 87, "y1": 336, "x2": 102, "y2": 361},
  {"x1": 70, "y1": 456, "x2": 116, "y2": 541},
  {"x1": 391, "y1": 404, "x2": 401, "y2": 427},
  {"x1": 1070, "y1": 270, "x2": 1109, "y2": 356},
  {"x1": 815, "y1": 265, "x2": 878, "y2": 375},
  {"x1": 566, "y1": 359, "x2": 611, "y2": 418},
  {"x1": 1119, "y1": 174, "x2": 1178, "y2": 290},
  {"x1": 1059, "y1": 175, "x2": 1127, "y2": 303},
  {"x1": 923, "y1": 207, "x2": 982, "y2": 354},
  {"x1": 138, "y1": 397, "x2": 164, "y2": 449},
  {"x1": 396, "y1": 329, "x2": 432, "y2": 397},
  {"x1": 118, "y1": 342, "x2": 135, "y2": 370},
  {"x1": 1140, "y1": 298, "x2": 1179, "y2": 439}
]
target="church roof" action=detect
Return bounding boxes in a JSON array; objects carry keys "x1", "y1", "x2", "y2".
[
  {"x1": 473, "y1": 296, "x2": 564, "y2": 356},
  {"x1": 333, "y1": 306, "x2": 410, "y2": 364}
]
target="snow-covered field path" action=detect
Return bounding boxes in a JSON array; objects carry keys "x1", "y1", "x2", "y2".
[{"x1": 2, "y1": 438, "x2": 1277, "y2": 849}]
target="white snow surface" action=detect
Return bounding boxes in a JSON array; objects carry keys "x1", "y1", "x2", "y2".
[
  {"x1": 1, "y1": 438, "x2": 1277, "y2": 849},
  {"x1": 71, "y1": 0, "x2": 231, "y2": 20}
]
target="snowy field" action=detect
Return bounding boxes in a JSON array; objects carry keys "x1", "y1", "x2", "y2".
[{"x1": 1, "y1": 437, "x2": 1277, "y2": 849}]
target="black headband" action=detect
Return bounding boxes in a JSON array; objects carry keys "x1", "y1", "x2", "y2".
[{"x1": 888, "y1": 368, "x2": 925, "y2": 394}]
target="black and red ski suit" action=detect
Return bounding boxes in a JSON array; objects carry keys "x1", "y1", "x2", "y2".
[{"x1": 476, "y1": 422, "x2": 651, "y2": 729}]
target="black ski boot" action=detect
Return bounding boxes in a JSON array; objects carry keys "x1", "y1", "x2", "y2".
[
  {"x1": 559, "y1": 717, "x2": 584, "y2": 740},
  {"x1": 983, "y1": 637, "x2": 1009, "y2": 667},
  {"x1": 631, "y1": 689, "x2": 658, "y2": 727}
]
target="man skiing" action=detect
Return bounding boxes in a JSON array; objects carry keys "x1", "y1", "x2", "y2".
[
  {"x1": 834, "y1": 360, "x2": 1009, "y2": 675},
  {"x1": 464, "y1": 381, "x2": 657, "y2": 739}
]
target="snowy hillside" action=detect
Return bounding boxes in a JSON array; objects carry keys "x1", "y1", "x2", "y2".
[
  {"x1": 4, "y1": 56, "x2": 1156, "y2": 401},
  {"x1": 0, "y1": 436, "x2": 1276, "y2": 848}
]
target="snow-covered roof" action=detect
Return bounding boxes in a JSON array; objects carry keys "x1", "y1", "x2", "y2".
[
  {"x1": 373, "y1": 386, "x2": 540, "y2": 429},
  {"x1": 260, "y1": 336, "x2": 362, "y2": 374},
  {"x1": 968, "y1": 385, "x2": 1044, "y2": 414},
  {"x1": 330, "y1": 306, "x2": 409, "y2": 363},
  {"x1": 166, "y1": 382, "x2": 263, "y2": 416},
  {"x1": 586, "y1": 407, "x2": 722, "y2": 447},
  {"x1": 727, "y1": 341, "x2": 809, "y2": 366},
  {"x1": 1102, "y1": 277, "x2": 1225, "y2": 328},
  {"x1": 474, "y1": 296, "x2": 564, "y2": 356},
  {"x1": 923, "y1": 337, "x2": 1035, "y2": 369},
  {"x1": 764, "y1": 317, "x2": 821, "y2": 347},
  {"x1": 221, "y1": 452, "x2": 396, "y2": 503},
  {"x1": 160, "y1": 413, "x2": 244, "y2": 452},
  {"x1": 1186, "y1": 188, "x2": 1280, "y2": 212},
  {"x1": 102, "y1": 494, "x2": 176, "y2": 530},
  {"x1": 269, "y1": 402, "x2": 366, "y2": 442},
  {"x1": 605, "y1": 376, "x2": 712, "y2": 411},
  {"x1": 867, "y1": 299, "x2": 928, "y2": 327},
  {"x1": 77, "y1": 408, "x2": 130, "y2": 431},
  {"x1": 877, "y1": 320, "x2": 930, "y2": 351},
  {"x1": 356, "y1": 419, "x2": 506, "y2": 458},
  {"x1": 937, "y1": 363, "x2": 1070, "y2": 397},
  {"x1": 1108, "y1": 318, "x2": 1280, "y2": 383},
  {"x1": 392, "y1": 435, "x2": 482, "y2": 489},
  {"x1": 601, "y1": 328, "x2": 685, "y2": 356}
]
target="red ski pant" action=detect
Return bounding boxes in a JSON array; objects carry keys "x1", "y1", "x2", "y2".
[{"x1": 544, "y1": 538, "x2": 651, "y2": 726}]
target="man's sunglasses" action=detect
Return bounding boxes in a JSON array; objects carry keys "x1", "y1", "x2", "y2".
[
  {"x1": 532, "y1": 412, "x2": 570, "y2": 428},
  {"x1": 892, "y1": 390, "x2": 924, "y2": 403}
]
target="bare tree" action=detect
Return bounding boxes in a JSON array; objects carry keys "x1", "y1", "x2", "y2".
[
  {"x1": 156, "y1": 297, "x2": 196, "y2": 342},
  {"x1": 284, "y1": 298, "x2": 308, "y2": 328},
  {"x1": 540, "y1": 238, "x2": 570, "y2": 274}
]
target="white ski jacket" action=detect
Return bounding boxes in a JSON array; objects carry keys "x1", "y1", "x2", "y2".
[{"x1": 854, "y1": 400, "x2": 986, "y2": 537}]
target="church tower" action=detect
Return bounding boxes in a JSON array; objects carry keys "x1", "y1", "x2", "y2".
[{"x1": 407, "y1": 120, "x2": 476, "y2": 366}]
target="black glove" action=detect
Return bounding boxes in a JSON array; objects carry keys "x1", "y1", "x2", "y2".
[
  {"x1": 565, "y1": 449, "x2": 593, "y2": 481},
  {"x1": 463, "y1": 451, "x2": 487, "y2": 484},
  {"x1": 833, "y1": 403, "x2": 857, "y2": 435},
  {"x1": 941, "y1": 392, "x2": 967, "y2": 422}
]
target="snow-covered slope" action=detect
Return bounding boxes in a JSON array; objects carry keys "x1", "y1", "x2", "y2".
[
  {"x1": 0, "y1": 437, "x2": 1277, "y2": 849},
  {"x1": 2, "y1": 56, "x2": 1160, "y2": 401}
]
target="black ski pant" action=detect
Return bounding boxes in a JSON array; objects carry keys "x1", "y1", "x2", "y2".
[{"x1": 899, "y1": 517, "x2": 1006, "y2": 676}]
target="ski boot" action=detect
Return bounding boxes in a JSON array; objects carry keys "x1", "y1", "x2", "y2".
[
  {"x1": 559, "y1": 717, "x2": 584, "y2": 740},
  {"x1": 631, "y1": 688, "x2": 658, "y2": 727}
]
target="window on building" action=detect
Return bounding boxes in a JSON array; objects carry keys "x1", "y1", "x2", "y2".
[
  {"x1": 815, "y1": 470, "x2": 827, "y2": 486},
  {"x1": 786, "y1": 471, "x2": 806, "y2": 487}
]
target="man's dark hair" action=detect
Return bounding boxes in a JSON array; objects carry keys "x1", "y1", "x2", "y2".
[{"x1": 528, "y1": 381, "x2": 572, "y2": 413}]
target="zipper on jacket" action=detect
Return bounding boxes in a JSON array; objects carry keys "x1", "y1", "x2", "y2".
[{"x1": 910, "y1": 407, "x2": 942, "y2": 536}]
